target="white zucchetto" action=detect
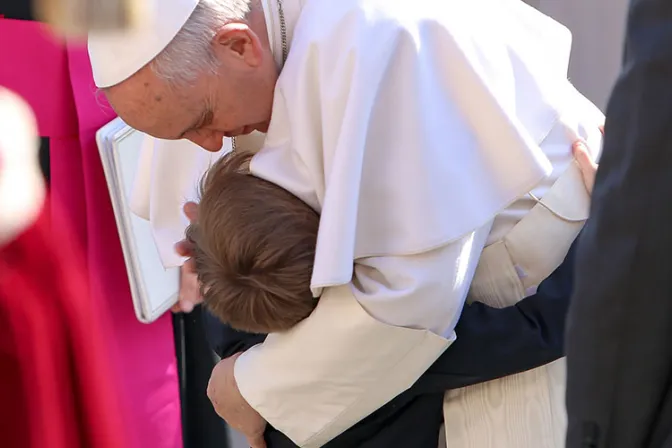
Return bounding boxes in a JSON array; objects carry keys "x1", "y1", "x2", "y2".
[{"x1": 88, "y1": 0, "x2": 199, "y2": 88}]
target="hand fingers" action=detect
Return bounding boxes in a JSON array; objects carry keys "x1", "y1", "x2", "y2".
[
  {"x1": 175, "y1": 238, "x2": 195, "y2": 257},
  {"x1": 224, "y1": 352, "x2": 244, "y2": 363},
  {"x1": 173, "y1": 260, "x2": 201, "y2": 314},
  {"x1": 572, "y1": 140, "x2": 597, "y2": 194},
  {"x1": 172, "y1": 295, "x2": 197, "y2": 313},
  {"x1": 246, "y1": 434, "x2": 267, "y2": 448},
  {"x1": 174, "y1": 227, "x2": 198, "y2": 313},
  {"x1": 599, "y1": 125, "x2": 604, "y2": 135},
  {"x1": 182, "y1": 257, "x2": 196, "y2": 273},
  {"x1": 572, "y1": 141, "x2": 597, "y2": 172},
  {"x1": 177, "y1": 300, "x2": 195, "y2": 314},
  {"x1": 183, "y1": 201, "x2": 199, "y2": 222},
  {"x1": 206, "y1": 377, "x2": 217, "y2": 405}
]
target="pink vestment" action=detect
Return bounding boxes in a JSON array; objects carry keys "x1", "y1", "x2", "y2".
[{"x1": 0, "y1": 19, "x2": 182, "y2": 448}]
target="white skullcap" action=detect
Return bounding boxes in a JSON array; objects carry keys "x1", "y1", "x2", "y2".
[{"x1": 88, "y1": 0, "x2": 200, "y2": 88}]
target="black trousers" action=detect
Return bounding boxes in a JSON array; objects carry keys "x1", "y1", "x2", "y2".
[
  {"x1": 173, "y1": 308, "x2": 231, "y2": 448},
  {"x1": 205, "y1": 236, "x2": 579, "y2": 447}
]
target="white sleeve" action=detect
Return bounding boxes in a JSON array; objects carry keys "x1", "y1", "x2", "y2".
[{"x1": 234, "y1": 224, "x2": 491, "y2": 448}]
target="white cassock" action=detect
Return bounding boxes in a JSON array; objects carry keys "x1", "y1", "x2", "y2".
[{"x1": 88, "y1": 0, "x2": 604, "y2": 447}]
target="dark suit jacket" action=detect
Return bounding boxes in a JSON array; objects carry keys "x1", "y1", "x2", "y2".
[{"x1": 565, "y1": 1, "x2": 672, "y2": 447}]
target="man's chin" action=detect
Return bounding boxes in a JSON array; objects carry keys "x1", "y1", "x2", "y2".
[
  {"x1": 224, "y1": 127, "x2": 246, "y2": 138},
  {"x1": 254, "y1": 122, "x2": 270, "y2": 134},
  {"x1": 225, "y1": 123, "x2": 269, "y2": 137}
]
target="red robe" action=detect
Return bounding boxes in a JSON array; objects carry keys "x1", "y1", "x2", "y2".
[
  {"x1": 0, "y1": 18, "x2": 181, "y2": 448},
  {"x1": 0, "y1": 201, "x2": 129, "y2": 448}
]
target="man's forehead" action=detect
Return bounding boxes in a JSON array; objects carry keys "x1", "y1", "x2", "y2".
[{"x1": 105, "y1": 74, "x2": 195, "y2": 139}]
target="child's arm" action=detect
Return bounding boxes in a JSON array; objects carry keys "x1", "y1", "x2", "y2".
[{"x1": 422, "y1": 231, "x2": 577, "y2": 388}]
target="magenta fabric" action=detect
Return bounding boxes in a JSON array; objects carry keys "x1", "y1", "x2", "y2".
[
  {"x1": 0, "y1": 20, "x2": 182, "y2": 448},
  {"x1": 0, "y1": 20, "x2": 77, "y2": 138}
]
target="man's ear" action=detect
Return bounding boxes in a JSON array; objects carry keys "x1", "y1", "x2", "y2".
[{"x1": 211, "y1": 23, "x2": 264, "y2": 68}]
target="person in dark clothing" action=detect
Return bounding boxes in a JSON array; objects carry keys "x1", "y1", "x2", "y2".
[{"x1": 565, "y1": 0, "x2": 672, "y2": 447}]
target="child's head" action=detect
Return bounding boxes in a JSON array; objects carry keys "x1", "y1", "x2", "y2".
[{"x1": 187, "y1": 151, "x2": 320, "y2": 334}]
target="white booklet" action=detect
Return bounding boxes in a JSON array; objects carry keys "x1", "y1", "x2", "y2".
[{"x1": 96, "y1": 118, "x2": 179, "y2": 324}]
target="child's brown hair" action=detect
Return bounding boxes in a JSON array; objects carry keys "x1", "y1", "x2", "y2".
[{"x1": 186, "y1": 151, "x2": 320, "y2": 334}]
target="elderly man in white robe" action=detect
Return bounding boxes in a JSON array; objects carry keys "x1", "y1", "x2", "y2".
[{"x1": 88, "y1": 0, "x2": 604, "y2": 447}]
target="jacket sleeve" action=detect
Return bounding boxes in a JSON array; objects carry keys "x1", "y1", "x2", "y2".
[{"x1": 419, "y1": 233, "x2": 578, "y2": 390}]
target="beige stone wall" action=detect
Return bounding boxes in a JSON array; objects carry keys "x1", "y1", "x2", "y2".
[{"x1": 537, "y1": 0, "x2": 630, "y2": 110}]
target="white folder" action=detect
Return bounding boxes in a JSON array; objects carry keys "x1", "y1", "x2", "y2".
[{"x1": 96, "y1": 118, "x2": 179, "y2": 323}]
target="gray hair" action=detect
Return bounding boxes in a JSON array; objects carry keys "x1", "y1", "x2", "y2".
[{"x1": 151, "y1": 0, "x2": 254, "y2": 86}]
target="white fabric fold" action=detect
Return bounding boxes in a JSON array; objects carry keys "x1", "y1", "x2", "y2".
[
  {"x1": 251, "y1": 0, "x2": 575, "y2": 297},
  {"x1": 128, "y1": 136, "x2": 230, "y2": 268}
]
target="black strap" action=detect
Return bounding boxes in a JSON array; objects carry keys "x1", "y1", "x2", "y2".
[
  {"x1": 176, "y1": 307, "x2": 233, "y2": 448},
  {"x1": 0, "y1": 0, "x2": 36, "y2": 21},
  {"x1": 39, "y1": 137, "x2": 50, "y2": 186}
]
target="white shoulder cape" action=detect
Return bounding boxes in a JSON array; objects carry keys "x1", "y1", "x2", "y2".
[{"x1": 251, "y1": 0, "x2": 573, "y2": 295}]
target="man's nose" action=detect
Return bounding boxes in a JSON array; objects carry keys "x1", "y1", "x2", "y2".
[{"x1": 187, "y1": 134, "x2": 224, "y2": 152}]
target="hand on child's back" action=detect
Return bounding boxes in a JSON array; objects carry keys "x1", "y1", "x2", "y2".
[{"x1": 572, "y1": 125, "x2": 602, "y2": 195}]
